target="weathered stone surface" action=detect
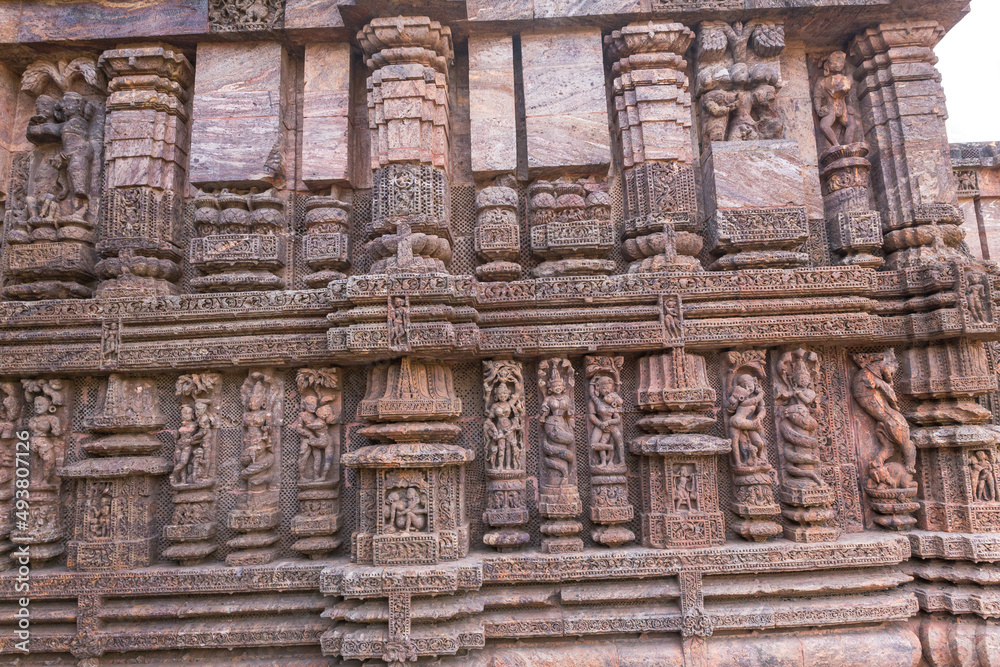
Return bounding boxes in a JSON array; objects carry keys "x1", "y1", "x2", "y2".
[
  {"x1": 522, "y1": 28, "x2": 610, "y2": 173},
  {"x1": 302, "y1": 42, "x2": 351, "y2": 188},
  {"x1": 703, "y1": 140, "x2": 807, "y2": 214},
  {"x1": 189, "y1": 42, "x2": 291, "y2": 187},
  {"x1": 0, "y1": 4, "x2": 996, "y2": 666},
  {"x1": 469, "y1": 34, "x2": 517, "y2": 176}
]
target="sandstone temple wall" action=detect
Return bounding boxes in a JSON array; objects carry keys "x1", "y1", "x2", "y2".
[{"x1": 0, "y1": 1, "x2": 996, "y2": 666}]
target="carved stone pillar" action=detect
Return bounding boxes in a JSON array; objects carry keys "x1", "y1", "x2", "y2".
[
  {"x1": 0, "y1": 382, "x2": 24, "y2": 566},
  {"x1": 344, "y1": 358, "x2": 472, "y2": 565},
  {"x1": 899, "y1": 340, "x2": 1000, "y2": 534},
  {"x1": 62, "y1": 375, "x2": 170, "y2": 570},
  {"x1": 10, "y1": 379, "x2": 69, "y2": 564},
  {"x1": 631, "y1": 350, "x2": 727, "y2": 549},
  {"x1": 605, "y1": 22, "x2": 703, "y2": 274},
  {"x1": 189, "y1": 189, "x2": 287, "y2": 291},
  {"x1": 302, "y1": 195, "x2": 351, "y2": 288},
  {"x1": 474, "y1": 178, "x2": 521, "y2": 282},
  {"x1": 694, "y1": 21, "x2": 811, "y2": 271},
  {"x1": 358, "y1": 17, "x2": 454, "y2": 275},
  {"x1": 528, "y1": 176, "x2": 613, "y2": 278},
  {"x1": 585, "y1": 355, "x2": 634, "y2": 547},
  {"x1": 96, "y1": 45, "x2": 193, "y2": 297},
  {"x1": 773, "y1": 349, "x2": 840, "y2": 542},
  {"x1": 850, "y1": 350, "x2": 920, "y2": 530},
  {"x1": 226, "y1": 369, "x2": 282, "y2": 566},
  {"x1": 2, "y1": 59, "x2": 106, "y2": 300},
  {"x1": 850, "y1": 22, "x2": 965, "y2": 270},
  {"x1": 810, "y1": 51, "x2": 883, "y2": 268},
  {"x1": 162, "y1": 373, "x2": 221, "y2": 565},
  {"x1": 291, "y1": 367, "x2": 344, "y2": 559},
  {"x1": 482, "y1": 360, "x2": 529, "y2": 551},
  {"x1": 722, "y1": 350, "x2": 782, "y2": 541},
  {"x1": 536, "y1": 357, "x2": 583, "y2": 553}
]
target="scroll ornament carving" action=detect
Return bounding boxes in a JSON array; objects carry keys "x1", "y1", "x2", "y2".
[
  {"x1": 292, "y1": 368, "x2": 344, "y2": 558},
  {"x1": 537, "y1": 358, "x2": 583, "y2": 553},
  {"x1": 163, "y1": 373, "x2": 222, "y2": 565},
  {"x1": 851, "y1": 350, "x2": 919, "y2": 530},
  {"x1": 723, "y1": 351, "x2": 782, "y2": 541},
  {"x1": 227, "y1": 369, "x2": 282, "y2": 565},
  {"x1": 774, "y1": 349, "x2": 840, "y2": 542},
  {"x1": 482, "y1": 360, "x2": 530, "y2": 551},
  {"x1": 585, "y1": 355, "x2": 635, "y2": 547},
  {"x1": 4, "y1": 58, "x2": 106, "y2": 300}
]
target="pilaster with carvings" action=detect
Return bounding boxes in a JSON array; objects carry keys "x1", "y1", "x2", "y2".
[
  {"x1": 810, "y1": 50, "x2": 883, "y2": 268},
  {"x1": 537, "y1": 357, "x2": 583, "y2": 553},
  {"x1": 96, "y1": 45, "x2": 193, "y2": 297},
  {"x1": 10, "y1": 379, "x2": 69, "y2": 564},
  {"x1": 291, "y1": 367, "x2": 344, "y2": 559},
  {"x1": 226, "y1": 368, "x2": 282, "y2": 565},
  {"x1": 850, "y1": 22, "x2": 965, "y2": 270},
  {"x1": 63, "y1": 375, "x2": 171, "y2": 570},
  {"x1": 605, "y1": 22, "x2": 703, "y2": 274},
  {"x1": 2, "y1": 58, "x2": 106, "y2": 300},
  {"x1": 482, "y1": 360, "x2": 529, "y2": 551},
  {"x1": 631, "y1": 350, "x2": 728, "y2": 548},
  {"x1": 162, "y1": 373, "x2": 222, "y2": 565},
  {"x1": 722, "y1": 350, "x2": 782, "y2": 541},
  {"x1": 585, "y1": 355, "x2": 634, "y2": 547},
  {"x1": 773, "y1": 349, "x2": 840, "y2": 541}
]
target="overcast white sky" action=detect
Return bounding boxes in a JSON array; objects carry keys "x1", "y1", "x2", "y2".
[{"x1": 937, "y1": 0, "x2": 1000, "y2": 143}]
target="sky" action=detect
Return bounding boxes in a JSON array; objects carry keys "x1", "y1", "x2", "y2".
[{"x1": 937, "y1": 0, "x2": 1000, "y2": 143}]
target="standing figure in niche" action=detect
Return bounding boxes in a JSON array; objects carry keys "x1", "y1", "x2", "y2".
[
  {"x1": 967, "y1": 279, "x2": 988, "y2": 323},
  {"x1": 851, "y1": 350, "x2": 916, "y2": 475},
  {"x1": 171, "y1": 403, "x2": 200, "y2": 485},
  {"x1": 589, "y1": 375, "x2": 624, "y2": 468},
  {"x1": 297, "y1": 394, "x2": 335, "y2": 482},
  {"x1": 674, "y1": 466, "x2": 695, "y2": 512},
  {"x1": 752, "y1": 83, "x2": 783, "y2": 139},
  {"x1": 24, "y1": 95, "x2": 63, "y2": 223},
  {"x1": 728, "y1": 89, "x2": 759, "y2": 141},
  {"x1": 970, "y1": 451, "x2": 997, "y2": 502},
  {"x1": 52, "y1": 92, "x2": 95, "y2": 221},
  {"x1": 484, "y1": 381, "x2": 520, "y2": 471},
  {"x1": 240, "y1": 376, "x2": 274, "y2": 493},
  {"x1": 727, "y1": 374, "x2": 767, "y2": 467},
  {"x1": 29, "y1": 395, "x2": 62, "y2": 486},
  {"x1": 814, "y1": 51, "x2": 861, "y2": 149},
  {"x1": 539, "y1": 366, "x2": 575, "y2": 486},
  {"x1": 700, "y1": 81, "x2": 738, "y2": 145}
]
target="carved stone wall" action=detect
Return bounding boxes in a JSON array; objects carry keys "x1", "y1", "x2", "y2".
[{"x1": 0, "y1": 2, "x2": 995, "y2": 666}]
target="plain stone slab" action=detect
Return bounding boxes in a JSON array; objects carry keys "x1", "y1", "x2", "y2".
[
  {"x1": 521, "y1": 28, "x2": 610, "y2": 173},
  {"x1": 469, "y1": 35, "x2": 518, "y2": 176}
]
